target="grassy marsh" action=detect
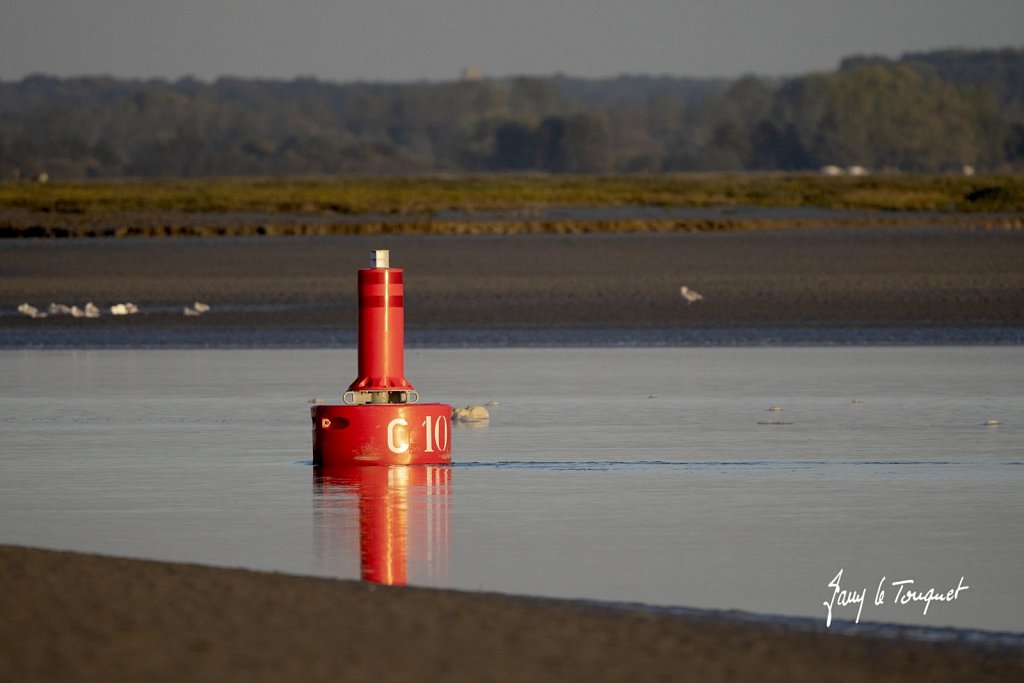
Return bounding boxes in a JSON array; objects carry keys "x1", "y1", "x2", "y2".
[{"x1": 2, "y1": 174, "x2": 1023, "y2": 216}]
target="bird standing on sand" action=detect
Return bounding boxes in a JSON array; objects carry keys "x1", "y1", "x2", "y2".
[
  {"x1": 110, "y1": 302, "x2": 139, "y2": 315},
  {"x1": 183, "y1": 301, "x2": 211, "y2": 316},
  {"x1": 17, "y1": 303, "x2": 46, "y2": 318},
  {"x1": 680, "y1": 286, "x2": 704, "y2": 304}
]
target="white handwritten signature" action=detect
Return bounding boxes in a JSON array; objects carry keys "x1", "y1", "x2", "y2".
[{"x1": 823, "y1": 568, "x2": 969, "y2": 627}]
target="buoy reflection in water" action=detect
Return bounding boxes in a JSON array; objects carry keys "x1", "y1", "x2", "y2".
[{"x1": 314, "y1": 465, "x2": 451, "y2": 585}]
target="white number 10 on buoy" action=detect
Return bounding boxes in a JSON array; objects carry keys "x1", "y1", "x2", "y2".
[{"x1": 384, "y1": 415, "x2": 449, "y2": 454}]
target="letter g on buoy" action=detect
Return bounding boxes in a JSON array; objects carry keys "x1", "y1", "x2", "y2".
[{"x1": 387, "y1": 418, "x2": 409, "y2": 454}]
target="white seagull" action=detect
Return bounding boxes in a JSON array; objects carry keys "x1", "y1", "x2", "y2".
[
  {"x1": 110, "y1": 302, "x2": 140, "y2": 315},
  {"x1": 680, "y1": 286, "x2": 704, "y2": 304},
  {"x1": 48, "y1": 303, "x2": 73, "y2": 315},
  {"x1": 17, "y1": 303, "x2": 46, "y2": 318},
  {"x1": 16, "y1": 303, "x2": 36, "y2": 317},
  {"x1": 183, "y1": 301, "x2": 211, "y2": 317}
]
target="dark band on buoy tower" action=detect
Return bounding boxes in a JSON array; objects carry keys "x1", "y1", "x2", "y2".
[{"x1": 312, "y1": 250, "x2": 452, "y2": 466}]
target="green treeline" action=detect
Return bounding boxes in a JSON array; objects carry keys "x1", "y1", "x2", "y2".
[{"x1": 2, "y1": 48, "x2": 1023, "y2": 179}]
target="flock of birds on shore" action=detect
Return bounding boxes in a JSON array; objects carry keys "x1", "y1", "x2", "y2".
[
  {"x1": 16, "y1": 301, "x2": 211, "y2": 318},
  {"x1": 13, "y1": 284, "x2": 701, "y2": 323},
  {"x1": 15, "y1": 284, "x2": 702, "y2": 319}
]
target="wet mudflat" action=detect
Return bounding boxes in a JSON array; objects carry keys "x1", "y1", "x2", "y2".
[{"x1": 2, "y1": 225, "x2": 1022, "y2": 344}]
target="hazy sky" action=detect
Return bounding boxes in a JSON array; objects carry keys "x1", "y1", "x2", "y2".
[{"x1": 2, "y1": 0, "x2": 1022, "y2": 83}]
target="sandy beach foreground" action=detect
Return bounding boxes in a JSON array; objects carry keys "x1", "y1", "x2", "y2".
[
  {"x1": 1, "y1": 226, "x2": 1023, "y2": 341},
  {"x1": 1, "y1": 546, "x2": 1020, "y2": 682}
]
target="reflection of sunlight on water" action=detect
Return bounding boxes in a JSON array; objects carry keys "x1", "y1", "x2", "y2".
[{"x1": 314, "y1": 465, "x2": 450, "y2": 586}]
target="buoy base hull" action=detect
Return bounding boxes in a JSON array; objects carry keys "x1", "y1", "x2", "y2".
[{"x1": 312, "y1": 403, "x2": 452, "y2": 466}]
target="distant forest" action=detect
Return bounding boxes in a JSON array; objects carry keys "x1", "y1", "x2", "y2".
[{"x1": 2, "y1": 48, "x2": 1023, "y2": 179}]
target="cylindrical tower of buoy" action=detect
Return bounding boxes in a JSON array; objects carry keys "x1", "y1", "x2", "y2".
[
  {"x1": 349, "y1": 250, "x2": 414, "y2": 397},
  {"x1": 311, "y1": 250, "x2": 452, "y2": 466}
]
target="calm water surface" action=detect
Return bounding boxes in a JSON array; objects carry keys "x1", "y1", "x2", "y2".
[{"x1": 1, "y1": 347, "x2": 1021, "y2": 633}]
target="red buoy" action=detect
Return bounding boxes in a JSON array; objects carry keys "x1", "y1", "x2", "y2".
[{"x1": 312, "y1": 250, "x2": 452, "y2": 466}]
